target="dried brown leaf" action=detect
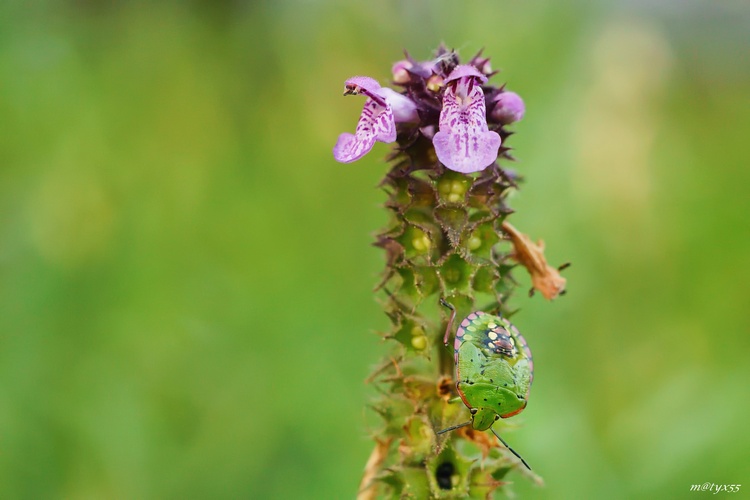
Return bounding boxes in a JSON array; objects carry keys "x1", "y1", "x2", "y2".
[{"x1": 502, "y1": 221, "x2": 567, "y2": 300}]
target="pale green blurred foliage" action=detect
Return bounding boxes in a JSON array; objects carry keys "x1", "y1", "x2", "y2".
[{"x1": 0, "y1": 1, "x2": 748, "y2": 498}]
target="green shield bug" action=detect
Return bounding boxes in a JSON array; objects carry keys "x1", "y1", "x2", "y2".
[{"x1": 436, "y1": 298, "x2": 533, "y2": 470}]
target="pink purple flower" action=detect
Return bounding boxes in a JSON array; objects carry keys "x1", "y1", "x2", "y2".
[
  {"x1": 432, "y1": 65, "x2": 501, "y2": 173},
  {"x1": 333, "y1": 77, "x2": 417, "y2": 164}
]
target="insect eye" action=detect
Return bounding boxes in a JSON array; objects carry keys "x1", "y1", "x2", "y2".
[{"x1": 470, "y1": 408, "x2": 478, "y2": 415}]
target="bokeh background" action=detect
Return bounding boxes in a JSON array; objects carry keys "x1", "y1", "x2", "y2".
[{"x1": 1, "y1": 1, "x2": 749, "y2": 498}]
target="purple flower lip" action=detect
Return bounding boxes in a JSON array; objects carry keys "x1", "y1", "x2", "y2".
[{"x1": 433, "y1": 66, "x2": 500, "y2": 173}]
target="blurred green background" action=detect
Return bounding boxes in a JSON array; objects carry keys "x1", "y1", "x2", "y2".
[{"x1": 1, "y1": 1, "x2": 749, "y2": 498}]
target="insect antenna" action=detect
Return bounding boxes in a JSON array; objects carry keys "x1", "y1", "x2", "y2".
[
  {"x1": 490, "y1": 427, "x2": 532, "y2": 471},
  {"x1": 439, "y1": 298, "x2": 457, "y2": 346},
  {"x1": 435, "y1": 421, "x2": 472, "y2": 435}
]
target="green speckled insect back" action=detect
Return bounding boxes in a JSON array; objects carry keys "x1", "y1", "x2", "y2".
[{"x1": 454, "y1": 312, "x2": 533, "y2": 429}]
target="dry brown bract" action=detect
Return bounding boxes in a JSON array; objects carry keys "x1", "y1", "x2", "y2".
[
  {"x1": 501, "y1": 221, "x2": 568, "y2": 300},
  {"x1": 357, "y1": 438, "x2": 393, "y2": 500}
]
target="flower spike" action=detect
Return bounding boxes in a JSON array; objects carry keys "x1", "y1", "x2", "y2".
[
  {"x1": 332, "y1": 47, "x2": 554, "y2": 498},
  {"x1": 433, "y1": 65, "x2": 501, "y2": 173}
]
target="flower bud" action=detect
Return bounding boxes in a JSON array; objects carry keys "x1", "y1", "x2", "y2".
[
  {"x1": 491, "y1": 91, "x2": 525, "y2": 124},
  {"x1": 426, "y1": 74, "x2": 443, "y2": 92},
  {"x1": 392, "y1": 60, "x2": 413, "y2": 84}
]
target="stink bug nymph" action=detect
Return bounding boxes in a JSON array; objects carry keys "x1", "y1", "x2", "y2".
[{"x1": 436, "y1": 298, "x2": 534, "y2": 470}]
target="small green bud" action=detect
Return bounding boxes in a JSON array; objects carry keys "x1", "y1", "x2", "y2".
[
  {"x1": 411, "y1": 335, "x2": 428, "y2": 350},
  {"x1": 411, "y1": 325, "x2": 426, "y2": 337},
  {"x1": 438, "y1": 177, "x2": 468, "y2": 203},
  {"x1": 438, "y1": 178, "x2": 452, "y2": 195},
  {"x1": 412, "y1": 232, "x2": 431, "y2": 252},
  {"x1": 451, "y1": 180, "x2": 466, "y2": 195},
  {"x1": 468, "y1": 234, "x2": 482, "y2": 250}
]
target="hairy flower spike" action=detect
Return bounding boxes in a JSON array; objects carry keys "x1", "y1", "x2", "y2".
[
  {"x1": 433, "y1": 65, "x2": 502, "y2": 173},
  {"x1": 336, "y1": 47, "x2": 562, "y2": 498}
]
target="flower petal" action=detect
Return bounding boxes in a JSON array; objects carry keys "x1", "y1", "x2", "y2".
[
  {"x1": 379, "y1": 88, "x2": 418, "y2": 123},
  {"x1": 333, "y1": 132, "x2": 375, "y2": 164},
  {"x1": 433, "y1": 80, "x2": 501, "y2": 173},
  {"x1": 444, "y1": 64, "x2": 487, "y2": 84},
  {"x1": 344, "y1": 76, "x2": 384, "y2": 100},
  {"x1": 333, "y1": 96, "x2": 395, "y2": 163}
]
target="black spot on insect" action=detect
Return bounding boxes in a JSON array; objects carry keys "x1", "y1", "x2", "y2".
[
  {"x1": 483, "y1": 398, "x2": 487, "y2": 402},
  {"x1": 503, "y1": 383, "x2": 508, "y2": 387},
  {"x1": 489, "y1": 379, "x2": 494, "y2": 383},
  {"x1": 435, "y1": 462, "x2": 454, "y2": 490},
  {"x1": 517, "y1": 395, "x2": 523, "y2": 399}
]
